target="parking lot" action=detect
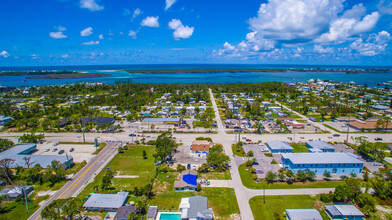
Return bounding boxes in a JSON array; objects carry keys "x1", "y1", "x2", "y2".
[
  {"x1": 243, "y1": 144, "x2": 281, "y2": 178},
  {"x1": 34, "y1": 142, "x2": 96, "y2": 163},
  {"x1": 173, "y1": 138, "x2": 207, "y2": 167},
  {"x1": 324, "y1": 121, "x2": 360, "y2": 132}
]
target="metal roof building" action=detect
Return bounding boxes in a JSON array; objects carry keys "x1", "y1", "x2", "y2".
[
  {"x1": 281, "y1": 153, "x2": 364, "y2": 174},
  {"x1": 286, "y1": 209, "x2": 323, "y2": 220},
  {"x1": 146, "y1": 206, "x2": 158, "y2": 220},
  {"x1": 266, "y1": 141, "x2": 293, "y2": 153},
  {"x1": 325, "y1": 204, "x2": 364, "y2": 219},
  {"x1": 83, "y1": 191, "x2": 129, "y2": 211},
  {"x1": 142, "y1": 118, "x2": 180, "y2": 123},
  {"x1": 0, "y1": 143, "x2": 73, "y2": 169},
  {"x1": 306, "y1": 141, "x2": 335, "y2": 153}
]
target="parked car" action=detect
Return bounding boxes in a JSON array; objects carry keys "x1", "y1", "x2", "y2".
[
  {"x1": 58, "y1": 150, "x2": 65, "y2": 155},
  {"x1": 373, "y1": 162, "x2": 382, "y2": 166},
  {"x1": 53, "y1": 142, "x2": 59, "y2": 146},
  {"x1": 374, "y1": 137, "x2": 383, "y2": 141},
  {"x1": 69, "y1": 148, "x2": 74, "y2": 152},
  {"x1": 45, "y1": 148, "x2": 50, "y2": 152},
  {"x1": 52, "y1": 148, "x2": 58, "y2": 152},
  {"x1": 246, "y1": 139, "x2": 251, "y2": 142},
  {"x1": 129, "y1": 134, "x2": 136, "y2": 137},
  {"x1": 333, "y1": 134, "x2": 340, "y2": 137},
  {"x1": 256, "y1": 170, "x2": 264, "y2": 174}
]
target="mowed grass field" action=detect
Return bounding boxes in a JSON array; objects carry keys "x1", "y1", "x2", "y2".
[
  {"x1": 78, "y1": 145, "x2": 239, "y2": 219},
  {"x1": 249, "y1": 195, "x2": 330, "y2": 220},
  {"x1": 78, "y1": 145, "x2": 156, "y2": 198}
]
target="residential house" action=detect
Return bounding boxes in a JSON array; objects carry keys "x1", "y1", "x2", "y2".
[
  {"x1": 266, "y1": 141, "x2": 293, "y2": 153},
  {"x1": 191, "y1": 140, "x2": 213, "y2": 157},
  {"x1": 83, "y1": 191, "x2": 129, "y2": 211},
  {"x1": 174, "y1": 170, "x2": 198, "y2": 192},
  {"x1": 286, "y1": 209, "x2": 322, "y2": 220},
  {"x1": 179, "y1": 196, "x2": 213, "y2": 220},
  {"x1": 325, "y1": 204, "x2": 365, "y2": 220}
]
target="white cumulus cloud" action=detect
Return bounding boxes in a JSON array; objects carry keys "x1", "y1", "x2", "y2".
[
  {"x1": 80, "y1": 0, "x2": 104, "y2": 11},
  {"x1": 141, "y1": 16, "x2": 159, "y2": 27},
  {"x1": 61, "y1": 54, "x2": 69, "y2": 59},
  {"x1": 350, "y1": 31, "x2": 391, "y2": 56},
  {"x1": 0, "y1": 51, "x2": 10, "y2": 58},
  {"x1": 313, "y1": 45, "x2": 334, "y2": 54},
  {"x1": 165, "y1": 0, "x2": 177, "y2": 11},
  {"x1": 128, "y1": 30, "x2": 137, "y2": 39},
  {"x1": 50, "y1": 26, "x2": 67, "y2": 39},
  {"x1": 168, "y1": 19, "x2": 194, "y2": 39},
  {"x1": 99, "y1": 34, "x2": 104, "y2": 40},
  {"x1": 81, "y1": 27, "x2": 93, "y2": 37},
  {"x1": 81, "y1": 40, "x2": 100, "y2": 45},
  {"x1": 133, "y1": 8, "x2": 142, "y2": 20}
]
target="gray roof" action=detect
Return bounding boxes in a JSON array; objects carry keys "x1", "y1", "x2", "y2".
[
  {"x1": 306, "y1": 141, "x2": 335, "y2": 150},
  {"x1": 281, "y1": 153, "x2": 363, "y2": 164},
  {"x1": 146, "y1": 206, "x2": 158, "y2": 218},
  {"x1": 326, "y1": 205, "x2": 364, "y2": 217},
  {"x1": 0, "y1": 144, "x2": 73, "y2": 169},
  {"x1": 286, "y1": 209, "x2": 322, "y2": 220},
  {"x1": 266, "y1": 141, "x2": 293, "y2": 150},
  {"x1": 142, "y1": 118, "x2": 179, "y2": 123},
  {"x1": 114, "y1": 205, "x2": 136, "y2": 219},
  {"x1": 83, "y1": 191, "x2": 129, "y2": 209},
  {"x1": 186, "y1": 196, "x2": 213, "y2": 219}
]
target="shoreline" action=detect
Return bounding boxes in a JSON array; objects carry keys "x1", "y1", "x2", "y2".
[{"x1": 26, "y1": 73, "x2": 111, "y2": 79}]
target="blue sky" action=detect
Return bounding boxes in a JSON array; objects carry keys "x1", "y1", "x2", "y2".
[{"x1": 0, "y1": 0, "x2": 392, "y2": 66}]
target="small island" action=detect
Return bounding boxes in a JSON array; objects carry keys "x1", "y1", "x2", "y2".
[
  {"x1": 126, "y1": 68, "x2": 391, "y2": 74},
  {"x1": 26, "y1": 73, "x2": 111, "y2": 79}
]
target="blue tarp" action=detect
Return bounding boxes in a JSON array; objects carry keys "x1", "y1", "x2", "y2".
[{"x1": 182, "y1": 174, "x2": 197, "y2": 186}]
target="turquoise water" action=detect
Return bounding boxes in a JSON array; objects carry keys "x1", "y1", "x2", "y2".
[
  {"x1": 159, "y1": 213, "x2": 181, "y2": 220},
  {"x1": 0, "y1": 64, "x2": 391, "y2": 87}
]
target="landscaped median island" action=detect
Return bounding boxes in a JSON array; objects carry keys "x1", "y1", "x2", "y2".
[{"x1": 238, "y1": 163, "x2": 343, "y2": 189}]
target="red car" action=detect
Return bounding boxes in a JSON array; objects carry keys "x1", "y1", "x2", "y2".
[
  {"x1": 246, "y1": 139, "x2": 251, "y2": 142},
  {"x1": 333, "y1": 134, "x2": 340, "y2": 137}
]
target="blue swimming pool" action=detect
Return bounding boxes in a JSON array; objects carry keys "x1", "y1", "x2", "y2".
[{"x1": 159, "y1": 213, "x2": 181, "y2": 220}]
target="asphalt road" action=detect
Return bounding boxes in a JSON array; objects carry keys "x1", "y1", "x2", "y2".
[{"x1": 27, "y1": 142, "x2": 119, "y2": 220}]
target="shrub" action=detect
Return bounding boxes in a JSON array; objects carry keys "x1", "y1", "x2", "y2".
[
  {"x1": 320, "y1": 192, "x2": 334, "y2": 203},
  {"x1": 247, "y1": 151, "x2": 254, "y2": 157},
  {"x1": 271, "y1": 159, "x2": 278, "y2": 164},
  {"x1": 264, "y1": 153, "x2": 273, "y2": 157}
]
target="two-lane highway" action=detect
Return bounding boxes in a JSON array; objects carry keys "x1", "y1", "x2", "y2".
[{"x1": 28, "y1": 141, "x2": 119, "y2": 220}]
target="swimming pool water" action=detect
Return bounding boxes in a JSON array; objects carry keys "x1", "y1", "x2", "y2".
[{"x1": 159, "y1": 213, "x2": 181, "y2": 220}]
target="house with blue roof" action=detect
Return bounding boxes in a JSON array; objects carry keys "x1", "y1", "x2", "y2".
[
  {"x1": 174, "y1": 170, "x2": 198, "y2": 191},
  {"x1": 306, "y1": 141, "x2": 335, "y2": 153},
  {"x1": 281, "y1": 153, "x2": 363, "y2": 175},
  {"x1": 266, "y1": 141, "x2": 293, "y2": 153}
]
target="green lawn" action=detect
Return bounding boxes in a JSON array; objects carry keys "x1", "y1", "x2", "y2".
[
  {"x1": 238, "y1": 164, "x2": 343, "y2": 189},
  {"x1": 249, "y1": 195, "x2": 330, "y2": 220},
  {"x1": 290, "y1": 143, "x2": 309, "y2": 153},
  {"x1": 92, "y1": 142, "x2": 107, "y2": 155},
  {"x1": 0, "y1": 195, "x2": 49, "y2": 220},
  {"x1": 78, "y1": 145, "x2": 156, "y2": 198},
  {"x1": 149, "y1": 187, "x2": 240, "y2": 219},
  {"x1": 199, "y1": 170, "x2": 231, "y2": 180}
]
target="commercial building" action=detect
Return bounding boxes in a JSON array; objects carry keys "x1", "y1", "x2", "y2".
[
  {"x1": 325, "y1": 204, "x2": 364, "y2": 220},
  {"x1": 174, "y1": 170, "x2": 198, "y2": 191},
  {"x1": 83, "y1": 191, "x2": 129, "y2": 211},
  {"x1": 191, "y1": 140, "x2": 213, "y2": 157},
  {"x1": 348, "y1": 120, "x2": 392, "y2": 131},
  {"x1": 141, "y1": 118, "x2": 180, "y2": 126},
  {"x1": 286, "y1": 209, "x2": 323, "y2": 220},
  {"x1": 281, "y1": 153, "x2": 364, "y2": 174},
  {"x1": 306, "y1": 141, "x2": 335, "y2": 153},
  {"x1": 179, "y1": 196, "x2": 213, "y2": 220},
  {"x1": 0, "y1": 143, "x2": 73, "y2": 169},
  {"x1": 266, "y1": 141, "x2": 293, "y2": 153}
]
